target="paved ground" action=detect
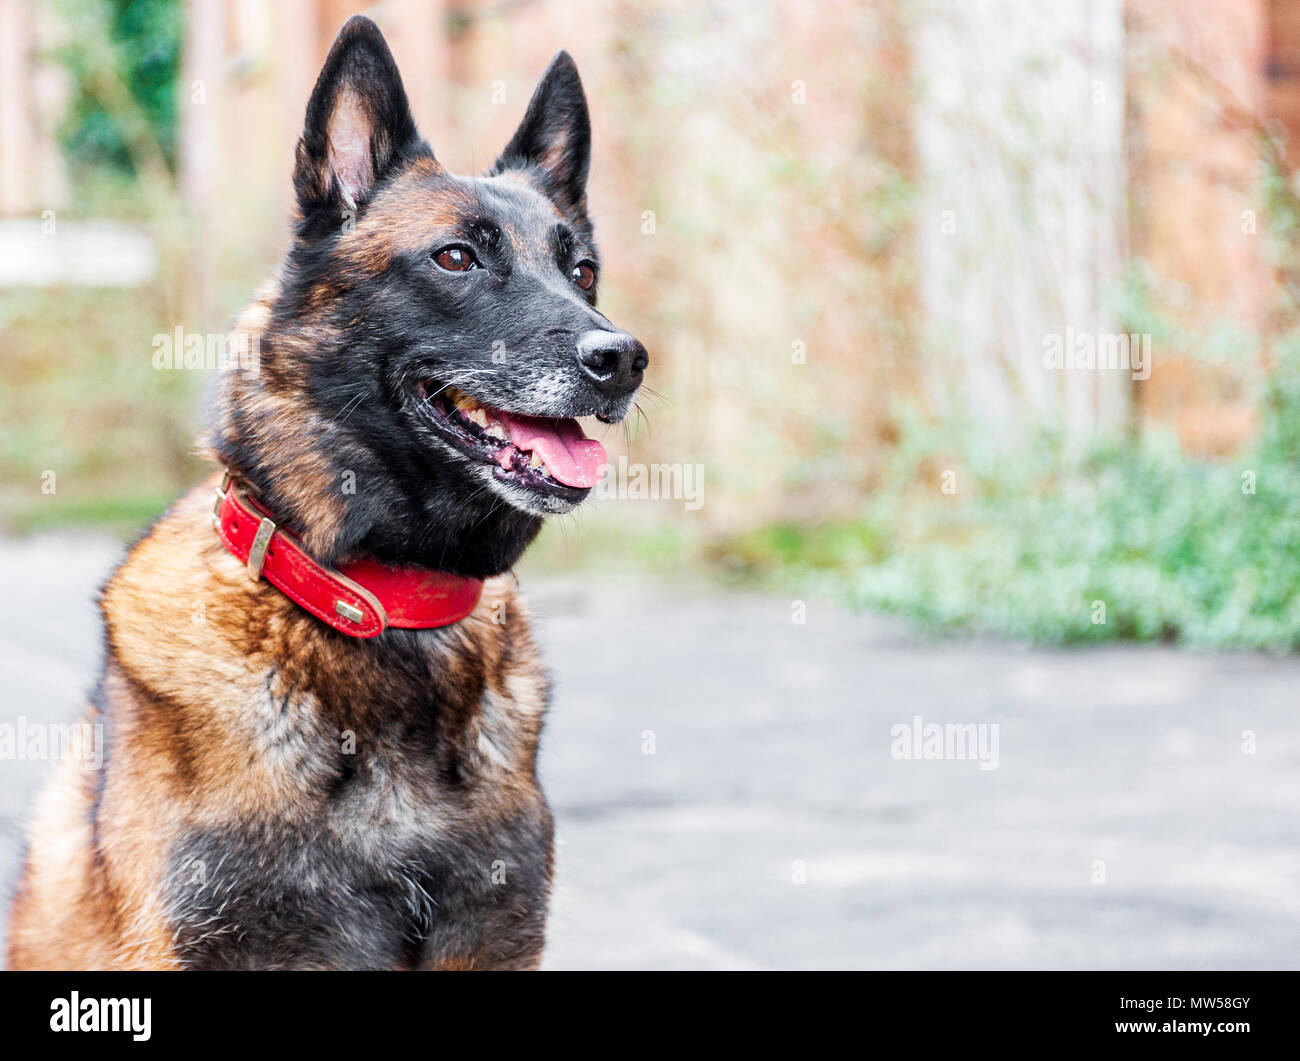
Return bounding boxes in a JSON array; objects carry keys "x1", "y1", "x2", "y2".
[{"x1": 1, "y1": 533, "x2": 1298, "y2": 969}]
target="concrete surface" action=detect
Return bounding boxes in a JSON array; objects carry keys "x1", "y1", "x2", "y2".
[{"x1": 1, "y1": 533, "x2": 1298, "y2": 969}]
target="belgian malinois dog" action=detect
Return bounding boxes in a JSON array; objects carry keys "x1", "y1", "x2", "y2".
[{"x1": 7, "y1": 16, "x2": 646, "y2": 970}]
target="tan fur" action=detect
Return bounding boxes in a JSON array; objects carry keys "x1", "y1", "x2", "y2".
[
  {"x1": 8, "y1": 22, "x2": 591, "y2": 970},
  {"x1": 6, "y1": 472, "x2": 551, "y2": 969}
]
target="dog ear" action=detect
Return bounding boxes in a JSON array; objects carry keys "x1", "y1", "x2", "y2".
[
  {"x1": 491, "y1": 51, "x2": 591, "y2": 223},
  {"x1": 293, "y1": 16, "x2": 428, "y2": 231}
]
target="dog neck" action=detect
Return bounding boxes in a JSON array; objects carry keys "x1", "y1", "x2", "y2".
[
  {"x1": 207, "y1": 280, "x2": 543, "y2": 581},
  {"x1": 208, "y1": 402, "x2": 543, "y2": 580}
]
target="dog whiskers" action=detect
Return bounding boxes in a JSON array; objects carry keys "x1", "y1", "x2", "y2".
[{"x1": 334, "y1": 389, "x2": 369, "y2": 424}]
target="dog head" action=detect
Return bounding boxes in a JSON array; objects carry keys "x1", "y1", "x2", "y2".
[{"x1": 213, "y1": 16, "x2": 646, "y2": 577}]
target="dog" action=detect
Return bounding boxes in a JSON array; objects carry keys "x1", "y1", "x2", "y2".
[{"x1": 6, "y1": 15, "x2": 646, "y2": 970}]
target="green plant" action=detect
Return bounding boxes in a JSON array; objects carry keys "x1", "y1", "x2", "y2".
[{"x1": 55, "y1": 0, "x2": 182, "y2": 179}]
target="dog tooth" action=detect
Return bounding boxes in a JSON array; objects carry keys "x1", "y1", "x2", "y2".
[
  {"x1": 450, "y1": 388, "x2": 479, "y2": 412},
  {"x1": 467, "y1": 407, "x2": 488, "y2": 427},
  {"x1": 528, "y1": 451, "x2": 544, "y2": 469}
]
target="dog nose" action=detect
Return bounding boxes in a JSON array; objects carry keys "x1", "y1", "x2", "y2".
[{"x1": 575, "y1": 330, "x2": 648, "y2": 397}]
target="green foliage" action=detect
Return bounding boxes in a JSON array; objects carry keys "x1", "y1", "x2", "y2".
[
  {"x1": 837, "y1": 340, "x2": 1300, "y2": 650},
  {"x1": 0, "y1": 287, "x2": 205, "y2": 537},
  {"x1": 708, "y1": 329, "x2": 1300, "y2": 651},
  {"x1": 55, "y1": 0, "x2": 182, "y2": 176},
  {"x1": 708, "y1": 521, "x2": 888, "y2": 582}
]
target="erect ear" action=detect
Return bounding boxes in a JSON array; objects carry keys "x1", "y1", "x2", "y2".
[
  {"x1": 490, "y1": 51, "x2": 591, "y2": 222},
  {"x1": 293, "y1": 16, "x2": 429, "y2": 230}
]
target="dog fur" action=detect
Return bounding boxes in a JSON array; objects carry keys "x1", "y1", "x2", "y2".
[{"x1": 6, "y1": 16, "x2": 644, "y2": 970}]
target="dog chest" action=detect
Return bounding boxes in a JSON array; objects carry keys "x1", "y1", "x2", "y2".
[{"x1": 163, "y1": 787, "x2": 554, "y2": 970}]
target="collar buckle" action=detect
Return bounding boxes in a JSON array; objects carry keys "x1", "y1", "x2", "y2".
[
  {"x1": 211, "y1": 467, "x2": 483, "y2": 637},
  {"x1": 212, "y1": 469, "x2": 232, "y2": 529},
  {"x1": 246, "y1": 516, "x2": 277, "y2": 581}
]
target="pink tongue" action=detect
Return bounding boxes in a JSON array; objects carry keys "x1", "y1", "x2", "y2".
[{"x1": 497, "y1": 412, "x2": 607, "y2": 488}]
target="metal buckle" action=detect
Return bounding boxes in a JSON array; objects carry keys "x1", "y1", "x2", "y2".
[
  {"x1": 214, "y1": 470, "x2": 275, "y2": 581},
  {"x1": 212, "y1": 469, "x2": 232, "y2": 528},
  {"x1": 246, "y1": 517, "x2": 276, "y2": 582},
  {"x1": 335, "y1": 600, "x2": 365, "y2": 624}
]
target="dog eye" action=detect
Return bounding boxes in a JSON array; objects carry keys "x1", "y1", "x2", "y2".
[
  {"x1": 571, "y1": 261, "x2": 596, "y2": 291},
  {"x1": 434, "y1": 246, "x2": 478, "y2": 272}
]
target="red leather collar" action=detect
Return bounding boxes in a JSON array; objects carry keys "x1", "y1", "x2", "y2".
[{"x1": 212, "y1": 470, "x2": 483, "y2": 638}]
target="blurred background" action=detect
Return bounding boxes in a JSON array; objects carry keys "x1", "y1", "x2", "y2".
[
  {"x1": 2, "y1": 0, "x2": 1300, "y2": 969},
  {"x1": 6, "y1": 0, "x2": 1300, "y2": 647}
]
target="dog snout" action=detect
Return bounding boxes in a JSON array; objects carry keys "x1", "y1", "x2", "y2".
[{"x1": 575, "y1": 329, "x2": 648, "y2": 398}]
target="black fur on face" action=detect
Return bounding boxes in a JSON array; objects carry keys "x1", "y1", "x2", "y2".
[{"x1": 210, "y1": 16, "x2": 647, "y2": 579}]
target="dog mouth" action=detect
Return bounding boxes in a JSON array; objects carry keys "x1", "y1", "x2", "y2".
[{"x1": 414, "y1": 380, "x2": 607, "y2": 500}]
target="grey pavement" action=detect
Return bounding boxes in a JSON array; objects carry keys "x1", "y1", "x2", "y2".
[{"x1": 1, "y1": 533, "x2": 1298, "y2": 969}]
